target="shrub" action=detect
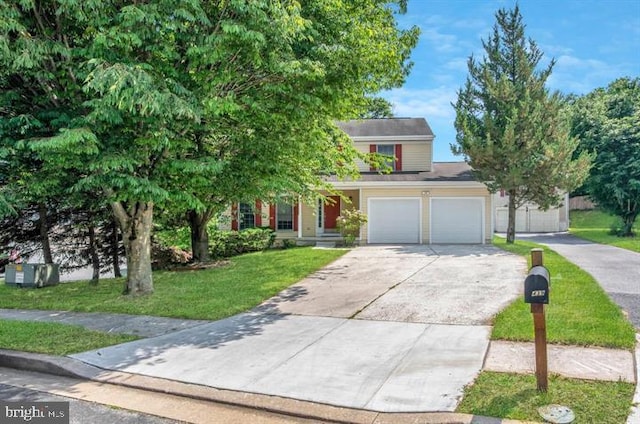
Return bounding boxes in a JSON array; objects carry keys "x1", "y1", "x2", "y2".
[
  {"x1": 336, "y1": 209, "x2": 367, "y2": 247},
  {"x1": 209, "y1": 227, "x2": 275, "y2": 258}
]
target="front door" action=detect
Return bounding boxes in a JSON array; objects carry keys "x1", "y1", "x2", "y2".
[{"x1": 324, "y1": 196, "x2": 341, "y2": 231}]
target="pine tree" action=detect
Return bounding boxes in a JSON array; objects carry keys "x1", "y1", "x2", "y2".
[{"x1": 453, "y1": 5, "x2": 591, "y2": 243}]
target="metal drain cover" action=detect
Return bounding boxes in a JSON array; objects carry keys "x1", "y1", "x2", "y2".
[{"x1": 538, "y1": 404, "x2": 575, "y2": 423}]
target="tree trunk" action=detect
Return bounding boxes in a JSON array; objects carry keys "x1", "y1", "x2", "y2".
[
  {"x1": 506, "y1": 190, "x2": 517, "y2": 244},
  {"x1": 111, "y1": 220, "x2": 122, "y2": 278},
  {"x1": 621, "y1": 213, "x2": 637, "y2": 237},
  {"x1": 187, "y1": 208, "x2": 213, "y2": 262},
  {"x1": 38, "y1": 203, "x2": 54, "y2": 264},
  {"x1": 88, "y1": 223, "x2": 100, "y2": 285},
  {"x1": 111, "y1": 201, "x2": 154, "y2": 295}
]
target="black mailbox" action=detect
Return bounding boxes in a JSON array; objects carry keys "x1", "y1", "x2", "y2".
[{"x1": 524, "y1": 266, "x2": 550, "y2": 304}]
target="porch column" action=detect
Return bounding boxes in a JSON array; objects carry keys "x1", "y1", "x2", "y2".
[
  {"x1": 358, "y1": 188, "x2": 363, "y2": 243},
  {"x1": 298, "y1": 198, "x2": 303, "y2": 239}
]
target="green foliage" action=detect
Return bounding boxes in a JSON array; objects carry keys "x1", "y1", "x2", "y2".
[
  {"x1": 336, "y1": 209, "x2": 368, "y2": 247},
  {"x1": 209, "y1": 228, "x2": 276, "y2": 258},
  {"x1": 492, "y1": 237, "x2": 636, "y2": 349},
  {"x1": 569, "y1": 210, "x2": 640, "y2": 252},
  {"x1": 0, "y1": 247, "x2": 346, "y2": 320},
  {"x1": 453, "y1": 5, "x2": 591, "y2": 243},
  {"x1": 458, "y1": 372, "x2": 635, "y2": 424},
  {"x1": 0, "y1": 0, "x2": 418, "y2": 293},
  {"x1": 570, "y1": 77, "x2": 640, "y2": 237}
]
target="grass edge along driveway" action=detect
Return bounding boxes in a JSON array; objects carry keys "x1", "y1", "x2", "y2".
[
  {"x1": 457, "y1": 237, "x2": 636, "y2": 424},
  {"x1": 0, "y1": 247, "x2": 347, "y2": 355},
  {"x1": 570, "y1": 209, "x2": 640, "y2": 253}
]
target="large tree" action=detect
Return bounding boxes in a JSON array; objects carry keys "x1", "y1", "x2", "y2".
[
  {"x1": 453, "y1": 5, "x2": 591, "y2": 243},
  {"x1": 570, "y1": 77, "x2": 640, "y2": 236},
  {"x1": 1, "y1": 1, "x2": 418, "y2": 293}
]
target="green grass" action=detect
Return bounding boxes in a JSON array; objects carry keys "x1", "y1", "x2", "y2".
[
  {"x1": 570, "y1": 209, "x2": 640, "y2": 253},
  {"x1": 0, "y1": 319, "x2": 138, "y2": 355},
  {"x1": 458, "y1": 371, "x2": 635, "y2": 424},
  {"x1": 0, "y1": 247, "x2": 347, "y2": 320},
  {"x1": 492, "y1": 237, "x2": 636, "y2": 349}
]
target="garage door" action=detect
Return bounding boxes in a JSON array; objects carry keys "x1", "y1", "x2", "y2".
[
  {"x1": 495, "y1": 206, "x2": 559, "y2": 232},
  {"x1": 431, "y1": 198, "x2": 483, "y2": 243},
  {"x1": 368, "y1": 198, "x2": 421, "y2": 243}
]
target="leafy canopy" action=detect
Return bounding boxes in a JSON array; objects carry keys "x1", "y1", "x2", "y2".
[{"x1": 570, "y1": 77, "x2": 640, "y2": 236}]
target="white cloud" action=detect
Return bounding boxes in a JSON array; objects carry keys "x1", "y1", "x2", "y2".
[
  {"x1": 383, "y1": 86, "x2": 458, "y2": 120},
  {"x1": 548, "y1": 54, "x2": 632, "y2": 94},
  {"x1": 420, "y1": 28, "x2": 460, "y2": 53}
]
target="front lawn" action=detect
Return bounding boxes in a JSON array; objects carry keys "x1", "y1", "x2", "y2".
[
  {"x1": 458, "y1": 372, "x2": 635, "y2": 424},
  {"x1": 0, "y1": 247, "x2": 346, "y2": 321},
  {"x1": 492, "y1": 237, "x2": 636, "y2": 349},
  {"x1": 0, "y1": 319, "x2": 138, "y2": 355},
  {"x1": 570, "y1": 209, "x2": 640, "y2": 253}
]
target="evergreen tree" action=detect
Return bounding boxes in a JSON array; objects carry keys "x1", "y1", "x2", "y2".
[{"x1": 453, "y1": 5, "x2": 591, "y2": 243}]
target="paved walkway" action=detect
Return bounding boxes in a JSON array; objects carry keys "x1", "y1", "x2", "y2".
[{"x1": 517, "y1": 233, "x2": 640, "y2": 328}]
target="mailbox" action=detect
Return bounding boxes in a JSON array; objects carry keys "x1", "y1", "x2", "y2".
[{"x1": 524, "y1": 265, "x2": 550, "y2": 304}]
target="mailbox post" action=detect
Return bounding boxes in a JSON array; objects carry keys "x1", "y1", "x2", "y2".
[{"x1": 524, "y1": 248, "x2": 550, "y2": 392}]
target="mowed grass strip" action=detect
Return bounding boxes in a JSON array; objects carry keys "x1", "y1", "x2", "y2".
[
  {"x1": 570, "y1": 209, "x2": 640, "y2": 253},
  {"x1": 0, "y1": 319, "x2": 138, "y2": 355},
  {"x1": 457, "y1": 371, "x2": 635, "y2": 424},
  {"x1": 492, "y1": 237, "x2": 636, "y2": 349},
  {"x1": 0, "y1": 247, "x2": 347, "y2": 321}
]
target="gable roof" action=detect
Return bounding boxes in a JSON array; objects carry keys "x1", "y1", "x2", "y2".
[{"x1": 336, "y1": 118, "x2": 434, "y2": 138}]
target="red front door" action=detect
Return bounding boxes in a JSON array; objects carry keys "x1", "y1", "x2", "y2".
[{"x1": 324, "y1": 196, "x2": 341, "y2": 230}]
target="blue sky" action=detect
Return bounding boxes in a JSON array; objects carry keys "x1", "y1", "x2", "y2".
[{"x1": 383, "y1": 0, "x2": 640, "y2": 162}]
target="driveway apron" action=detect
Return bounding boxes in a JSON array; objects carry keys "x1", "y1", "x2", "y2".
[
  {"x1": 71, "y1": 245, "x2": 526, "y2": 413},
  {"x1": 519, "y1": 233, "x2": 640, "y2": 329}
]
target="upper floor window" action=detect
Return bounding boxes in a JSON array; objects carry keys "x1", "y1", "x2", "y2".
[
  {"x1": 376, "y1": 144, "x2": 395, "y2": 171},
  {"x1": 370, "y1": 144, "x2": 402, "y2": 172}
]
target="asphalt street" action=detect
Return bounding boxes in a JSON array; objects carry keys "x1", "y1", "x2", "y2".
[{"x1": 517, "y1": 233, "x2": 640, "y2": 329}]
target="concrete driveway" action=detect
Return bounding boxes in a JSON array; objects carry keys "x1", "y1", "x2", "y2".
[
  {"x1": 518, "y1": 233, "x2": 640, "y2": 329},
  {"x1": 261, "y1": 245, "x2": 526, "y2": 324},
  {"x1": 72, "y1": 245, "x2": 526, "y2": 413}
]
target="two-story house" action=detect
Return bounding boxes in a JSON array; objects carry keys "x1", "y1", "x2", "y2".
[{"x1": 226, "y1": 118, "x2": 493, "y2": 244}]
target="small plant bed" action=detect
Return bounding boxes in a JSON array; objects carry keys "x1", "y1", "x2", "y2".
[
  {"x1": 570, "y1": 209, "x2": 640, "y2": 253},
  {"x1": 0, "y1": 319, "x2": 138, "y2": 355},
  {"x1": 0, "y1": 247, "x2": 346, "y2": 321},
  {"x1": 457, "y1": 371, "x2": 635, "y2": 424},
  {"x1": 492, "y1": 237, "x2": 636, "y2": 349}
]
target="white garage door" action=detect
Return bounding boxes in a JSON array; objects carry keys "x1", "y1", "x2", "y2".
[
  {"x1": 431, "y1": 198, "x2": 484, "y2": 243},
  {"x1": 495, "y1": 206, "x2": 560, "y2": 232},
  {"x1": 368, "y1": 198, "x2": 421, "y2": 243}
]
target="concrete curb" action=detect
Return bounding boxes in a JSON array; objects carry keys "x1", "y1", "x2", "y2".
[{"x1": 0, "y1": 349, "x2": 536, "y2": 424}]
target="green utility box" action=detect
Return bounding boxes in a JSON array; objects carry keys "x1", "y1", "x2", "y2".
[{"x1": 5, "y1": 263, "x2": 60, "y2": 288}]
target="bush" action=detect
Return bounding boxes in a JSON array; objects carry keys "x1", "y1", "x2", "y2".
[
  {"x1": 336, "y1": 209, "x2": 367, "y2": 247},
  {"x1": 209, "y1": 227, "x2": 275, "y2": 258}
]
